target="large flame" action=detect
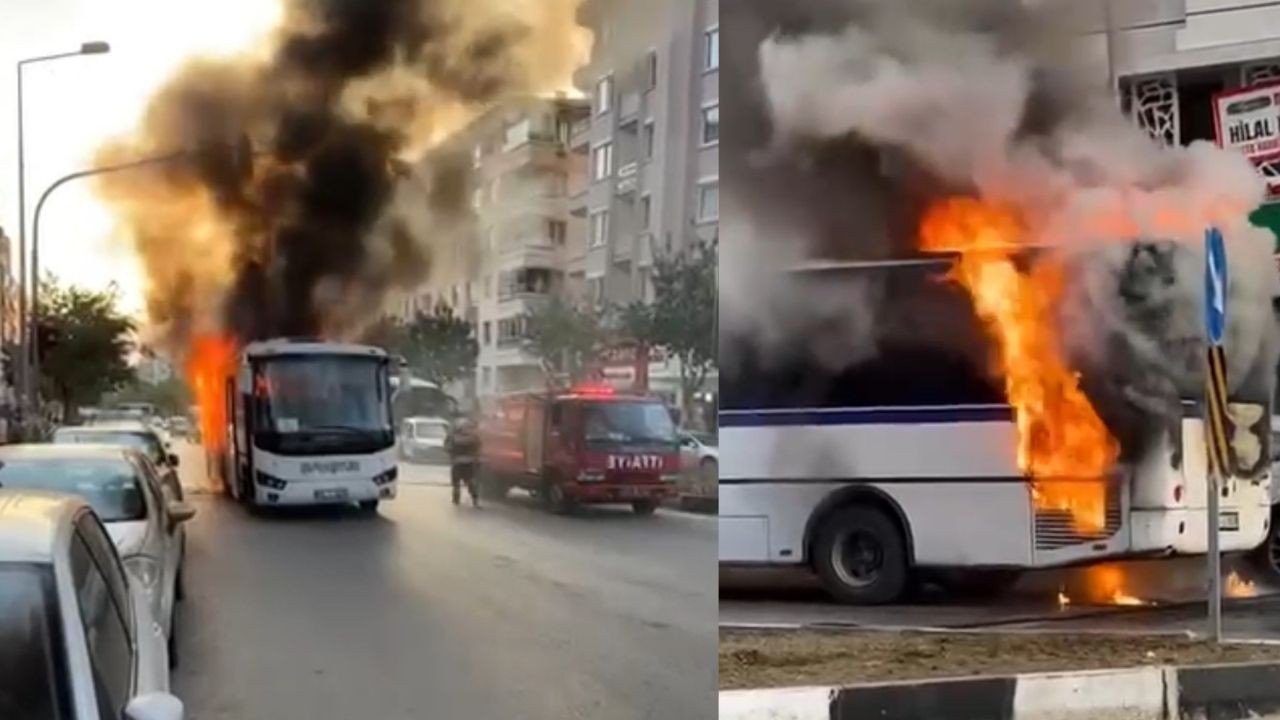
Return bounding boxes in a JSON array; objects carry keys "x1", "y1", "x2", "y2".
[
  {"x1": 919, "y1": 197, "x2": 1119, "y2": 531},
  {"x1": 186, "y1": 334, "x2": 238, "y2": 467}
]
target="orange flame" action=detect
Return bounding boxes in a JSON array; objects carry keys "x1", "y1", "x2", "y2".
[
  {"x1": 1226, "y1": 570, "x2": 1258, "y2": 598},
  {"x1": 186, "y1": 334, "x2": 238, "y2": 462},
  {"x1": 919, "y1": 197, "x2": 1119, "y2": 531},
  {"x1": 1080, "y1": 564, "x2": 1150, "y2": 606}
]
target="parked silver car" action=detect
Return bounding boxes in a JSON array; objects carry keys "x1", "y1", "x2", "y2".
[
  {"x1": 0, "y1": 444, "x2": 195, "y2": 667},
  {"x1": 399, "y1": 416, "x2": 451, "y2": 463},
  {"x1": 0, "y1": 490, "x2": 184, "y2": 720}
]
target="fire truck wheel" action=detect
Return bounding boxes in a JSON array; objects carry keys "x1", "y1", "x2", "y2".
[
  {"x1": 812, "y1": 505, "x2": 908, "y2": 605},
  {"x1": 632, "y1": 500, "x2": 658, "y2": 516},
  {"x1": 545, "y1": 481, "x2": 574, "y2": 514}
]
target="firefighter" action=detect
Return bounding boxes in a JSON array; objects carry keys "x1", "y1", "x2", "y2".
[{"x1": 445, "y1": 415, "x2": 481, "y2": 506}]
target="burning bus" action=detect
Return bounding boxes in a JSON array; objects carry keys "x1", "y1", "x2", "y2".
[
  {"x1": 203, "y1": 338, "x2": 398, "y2": 513},
  {"x1": 719, "y1": 252, "x2": 1274, "y2": 605}
]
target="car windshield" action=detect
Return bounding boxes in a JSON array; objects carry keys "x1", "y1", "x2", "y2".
[
  {"x1": 0, "y1": 457, "x2": 145, "y2": 522},
  {"x1": 584, "y1": 402, "x2": 677, "y2": 445},
  {"x1": 0, "y1": 564, "x2": 72, "y2": 720},
  {"x1": 414, "y1": 422, "x2": 447, "y2": 440},
  {"x1": 53, "y1": 429, "x2": 164, "y2": 465},
  {"x1": 256, "y1": 355, "x2": 392, "y2": 433}
]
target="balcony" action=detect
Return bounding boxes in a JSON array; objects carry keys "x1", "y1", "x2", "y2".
[{"x1": 570, "y1": 118, "x2": 592, "y2": 150}]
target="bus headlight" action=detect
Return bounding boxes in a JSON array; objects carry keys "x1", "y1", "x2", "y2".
[
  {"x1": 125, "y1": 555, "x2": 160, "y2": 589},
  {"x1": 255, "y1": 471, "x2": 287, "y2": 490},
  {"x1": 373, "y1": 467, "x2": 398, "y2": 486}
]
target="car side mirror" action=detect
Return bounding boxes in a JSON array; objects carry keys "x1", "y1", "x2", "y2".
[
  {"x1": 168, "y1": 501, "x2": 196, "y2": 527},
  {"x1": 168, "y1": 454, "x2": 180, "y2": 467},
  {"x1": 125, "y1": 692, "x2": 184, "y2": 720}
]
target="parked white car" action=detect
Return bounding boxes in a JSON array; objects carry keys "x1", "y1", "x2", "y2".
[
  {"x1": 0, "y1": 444, "x2": 195, "y2": 667},
  {"x1": 399, "y1": 416, "x2": 451, "y2": 463},
  {"x1": 0, "y1": 490, "x2": 184, "y2": 720},
  {"x1": 54, "y1": 422, "x2": 184, "y2": 501},
  {"x1": 679, "y1": 431, "x2": 719, "y2": 485}
]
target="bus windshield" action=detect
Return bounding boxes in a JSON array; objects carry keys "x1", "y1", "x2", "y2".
[{"x1": 255, "y1": 355, "x2": 392, "y2": 435}]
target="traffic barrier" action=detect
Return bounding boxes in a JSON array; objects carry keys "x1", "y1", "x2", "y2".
[{"x1": 718, "y1": 660, "x2": 1280, "y2": 719}]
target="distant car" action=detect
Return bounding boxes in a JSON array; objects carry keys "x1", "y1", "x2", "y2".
[
  {"x1": 0, "y1": 444, "x2": 196, "y2": 668},
  {"x1": 399, "y1": 416, "x2": 451, "y2": 463},
  {"x1": 167, "y1": 416, "x2": 192, "y2": 440},
  {"x1": 0, "y1": 490, "x2": 186, "y2": 720},
  {"x1": 53, "y1": 422, "x2": 184, "y2": 501},
  {"x1": 679, "y1": 431, "x2": 718, "y2": 485}
]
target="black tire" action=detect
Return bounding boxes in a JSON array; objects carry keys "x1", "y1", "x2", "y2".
[
  {"x1": 700, "y1": 458, "x2": 718, "y2": 485},
  {"x1": 167, "y1": 607, "x2": 179, "y2": 669},
  {"x1": 632, "y1": 499, "x2": 658, "y2": 516},
  {"x1": 359, "y1": 500, "x2": 380, "y2": 514},
  {"x1": 1250, "y1": 506, "x2": 1280, "y2": 581},
  {"x1": 811, "y1": 505, "x2": 908, "y2": 605},
  {"x1": 545, "y1": 481, "x2": 574, "y2": 515}
]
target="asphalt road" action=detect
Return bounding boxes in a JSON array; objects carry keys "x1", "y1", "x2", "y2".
[{"x1": 170, "y1": 444, "x2": 717, "y2": 719}]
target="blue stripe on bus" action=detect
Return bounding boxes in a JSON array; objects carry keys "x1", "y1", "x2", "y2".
[{"x1": 718, "y1": 405, "x2": 1015, "y2": 427}]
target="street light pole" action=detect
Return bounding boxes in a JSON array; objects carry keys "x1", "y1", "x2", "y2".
[
  {"x1": 15, "y1": 41, "x2": 110, "y2": 422},
  {"x1": 28, "y1": 150, "x2": 187, "y2": 410}
]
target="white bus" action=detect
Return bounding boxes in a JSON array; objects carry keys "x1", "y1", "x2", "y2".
[
  {"x1": 217, "y1": 339, "x2": 398, "y2": 513},
  {"x1": 719, "y1": 259, "x2": 1273, "y2": 604}
]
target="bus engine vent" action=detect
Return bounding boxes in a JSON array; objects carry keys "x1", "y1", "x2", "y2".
[{"x1": 1033, "y1": 480, "x2": 1122, "y2": 549}]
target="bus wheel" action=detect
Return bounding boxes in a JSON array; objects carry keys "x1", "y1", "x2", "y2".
[
  {"x1": 812, "y1": 506, "x2": 908, "y2": 605},
  {"x1": 1250, "y1": 506, "x2": 1280, "y2": 580}
]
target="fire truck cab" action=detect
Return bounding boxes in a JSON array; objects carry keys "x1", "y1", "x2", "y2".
[{"x1": 478, "y1": 385, "x2": 681, "y2": 515}]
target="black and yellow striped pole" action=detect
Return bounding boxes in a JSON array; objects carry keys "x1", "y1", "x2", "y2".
[{"x1": 1204, "y1": 226, "x2": 1229, "y2": 643}]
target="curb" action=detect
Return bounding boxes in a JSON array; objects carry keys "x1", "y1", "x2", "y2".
[{"x1": 718, "y1": 661, "x2": 1280, "y2": 720}]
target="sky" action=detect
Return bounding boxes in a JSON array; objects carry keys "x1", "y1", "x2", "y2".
[{"x1": 0, "y1": 0, "x2": 283, "y2": 316}]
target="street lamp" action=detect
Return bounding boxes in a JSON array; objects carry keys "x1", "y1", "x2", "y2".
[
  {"x1": 28, "y1": 150, "x2": 186, "y2": 410},
  {"x1": 15, "y1": 40, "x2": 111, "y2": 418}
]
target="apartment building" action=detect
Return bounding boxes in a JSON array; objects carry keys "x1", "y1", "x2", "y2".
[
  {"x1": 1074, "y1": 0, "x2": 1280, "y2": 236},
  {"x1": 400, "y1": 96, "x2": 590, "y2": 398},
  {"x1": 568, "y1": 0, "x2": 719, "y2": 403}
]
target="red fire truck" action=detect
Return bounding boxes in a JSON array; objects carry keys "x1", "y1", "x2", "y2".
[{"x1": 477, "y1": 384, "x2": 681, "y2": 515}]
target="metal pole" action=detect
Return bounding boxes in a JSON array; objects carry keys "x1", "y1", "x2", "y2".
[
  {"x1": 16, "y1": 61, "x2": 26, "y2": 420},
  {"x1": 1207, "y1": 461, "x2": 1223, "y2": 642}
]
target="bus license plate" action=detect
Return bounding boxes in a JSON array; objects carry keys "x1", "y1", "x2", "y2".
[
  {"x1": 315, "y1": 488, "x2": 349, "y2": 502},
  {"x1": 1219, "y1": 511, "x2": 1240, "y2": 531}
]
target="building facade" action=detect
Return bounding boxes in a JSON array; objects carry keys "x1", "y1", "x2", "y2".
[
  {"x1": 1078, "y1": 0, "x2": 1280, "y2": 227},
  {"x1": 400, "y1": 97, "x2": 589, "y2": 399},
  {"x1": 568, "y1": 0, "x2": 719, "y2": 403}
]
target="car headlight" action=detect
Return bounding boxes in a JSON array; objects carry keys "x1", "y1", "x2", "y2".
[{"x1": 125, "y1": 555, "x2": 161, "y2": 589}]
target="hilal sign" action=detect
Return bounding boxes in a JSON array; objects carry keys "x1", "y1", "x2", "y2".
[{"x1": 1213, "y1": 82, "x2": 1280, "y2": 195}]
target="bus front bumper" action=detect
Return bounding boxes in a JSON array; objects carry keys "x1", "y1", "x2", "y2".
[
  {"x1": 255, "y1": 478, "x2": 397, "y2": 505},
  {"x1": 1130, "y1": 505, "x2": 1269, "y2": 555}
]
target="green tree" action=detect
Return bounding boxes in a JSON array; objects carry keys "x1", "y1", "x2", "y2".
[
  {"x1": 622, "y1": 237, "x2": 718, "y2": 405},
  {"x1": 36, "y1": 279, "x2": 136, "y2": 422},
  {"x1": 400, "y1": 306, "x2": 479, "y2": 386},
  {"x1": 522, "y1": 297, "x2": 609, "y2": 384}
]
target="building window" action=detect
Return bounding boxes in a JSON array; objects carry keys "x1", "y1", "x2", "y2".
[
  {"x1": 484, "y1": 276, "x2": 492, "y2": 298},
  {"x1": 472, "y1": 145, "x2": 483, "y2": 168},
  {"x1": 588, "y1": 277, "x2": 605, "y2": 304},
  {"x1": 592, "y1": 141, "x2": 614, "y2": 181},
  {"x1": 589, "y1": 209, "x2": 610, "y2": 248},
  {"x1": 497, "y1": 316, "x2": 528, "y2": 347},
  {"x1": 451, "y1": 285, "x2": 459, "y2": 306},
  {"x1": 643, "y1": 122, "x2": 655, "y2": 160},
  {"x1": 595, "y1": 75, "x2": 613, "y2": 115},
  {"x1": 705, "y1": 27, "x2": 719, "y2": 71},
  {"x1": 483, "y1": 321, "x2": 492, "y2": 345},
  {"x1": 697, "y1": 181, "x2": 719, "y2": 222},
  {"x1": 646, "y1": 50, "x2": 658, "y2": 90},
  {"x1": 640, "y1": 194, "x2": 652, "y2": 229},
  {"x1": 548, "y1": 219, "x2": 567, "y2": 245},
  {"x1": 701, "y1": 104, "x2": 719, "y2": 145},
  {"x1": 482, "y1": 366, "x2": 492, "y2": 389},
  {"x1": 472, "y1": 188, "x2": 483, "y2": 210}
]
